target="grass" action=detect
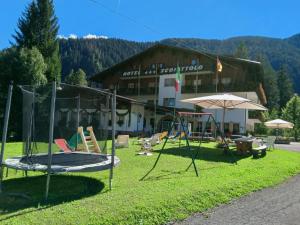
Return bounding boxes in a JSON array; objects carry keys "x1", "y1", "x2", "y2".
[{"x1": 1, "y1": 140, "x2": 300, "y2": 224}]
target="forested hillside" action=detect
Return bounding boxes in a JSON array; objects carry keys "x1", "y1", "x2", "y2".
[
  {"x1": 59, "y1": 38, "x2": 153, "y2": 79},
  {"x1": 59, "y1": 34, "x2": 300, "y2": 93}
]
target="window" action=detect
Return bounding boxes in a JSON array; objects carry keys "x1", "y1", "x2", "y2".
[
  {"x1": 128, "y1": 83, "x2": 134, "y2": 88},
  {"x1": 224, "y1": 123, "x2": 230, "y2": 133},
  {"x1": 221, "y1": 77, "x2": 231, "y2": 85},
  {"x1": 164, "y1": 78, "x2": 175, "y2": 87},
  {"x1": 159, "y1": 63, "x2": 164, "y2": 69},
  {"x1": 233, "y1": 123, "x2": 240, "y2": 134},
  {"x1": 163, "y1": 98, "x2": 175, "y2": 107},
  {"x1": 148, "y1": 82, "x2": 156, "y2": 88},
  {"x1": 193, "y1": 79, "x2": 202, "y2": 86},
  {"x1": 205, "y1": 122, "x2": 212, "y2": 132},
  {"x1": 191, "y1": 59, "x2": 198, "y2": 65}
]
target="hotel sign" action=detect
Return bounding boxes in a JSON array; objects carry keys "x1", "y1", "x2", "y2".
[{"x1": 122, "y1": 64, "x2": 204, "y2": 77}]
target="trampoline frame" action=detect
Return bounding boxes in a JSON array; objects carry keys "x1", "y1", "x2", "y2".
[{"x1": 4, "y1": 152, "x2": 120, "y2": 173}]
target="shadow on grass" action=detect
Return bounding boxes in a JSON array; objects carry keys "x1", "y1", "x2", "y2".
[
  {"x1": 140, "y1": 145, "x2": 251, "y2": 181},
  {"x1": 0, "y1": 174, "x2": 104, "y2": 218},
  {"x1": 153, "y1": 145, "x2": 248, "y2": 164}
]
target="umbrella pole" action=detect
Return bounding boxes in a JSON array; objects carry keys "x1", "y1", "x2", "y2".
[{"x1": 222, "y1": 108, "x2": 225, "y2": 137}]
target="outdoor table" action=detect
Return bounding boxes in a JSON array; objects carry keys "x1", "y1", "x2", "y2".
[
  {"x1": 234, "y1": 137, "x2": 255, "y2": 154},
  {"x1": 230, "y1": 134, "x2": 243, "y2": 140}
]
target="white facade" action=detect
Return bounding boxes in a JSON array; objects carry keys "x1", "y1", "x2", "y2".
[
  {"x1": 153, "y1": 73, "x2": 260, "y2": 134},
  {"x1": 113, "y1": 72, "x2": 262, "y2": 134}
]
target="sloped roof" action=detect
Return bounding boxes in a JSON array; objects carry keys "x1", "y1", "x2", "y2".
[{"x1": 90, "y1": 43, "x2": 261, "y2": 82}]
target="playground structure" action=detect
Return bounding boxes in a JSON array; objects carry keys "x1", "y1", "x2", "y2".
[
  {"x1": 76, "y1": 126, "x2": 101, "y2": 153},
  {"x1": 0, "y1": 83, "x2": 119, "y2": 200},
  {"x1": 54, "y1": 126, "x2": 101, "y2": 153},
  {"x1": 141, "y1": 111, "x2": 230, "y2": 180}
]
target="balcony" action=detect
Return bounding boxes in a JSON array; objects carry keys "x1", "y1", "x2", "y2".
[
  {"x1": 181, "y1": 85, "x2": 215, "y2": 94},
  {"x1": 139, "y1": 87, "x2": 156, "y2": 95},
  {"x1": 117, "y1": 87, "x2": 156, "y2": 96},
  {"x1": 117, "y1": 88, "x2": 137, "y2": 95}
]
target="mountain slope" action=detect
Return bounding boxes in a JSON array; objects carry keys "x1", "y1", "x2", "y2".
[{"x1": 59, "y1": 34, "x2": 300, "y2": 92}]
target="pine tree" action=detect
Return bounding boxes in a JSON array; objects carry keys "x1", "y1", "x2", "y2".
[
  {"x1": 65, "y1": 68, "x2": 88, "y2": 86},
  {"x1": 277, "y1": 65, "x2": 294, "y2": 109},
  {"x1": 234, "y1": 42, "x2": 249, "y2": 59},
  {"x1": 13, "y1": 0, "x2": 61, "y2": 82},
  {"x1": 282, "y1": 95, "x2": 300, "y2": 141},
  {"x1": 18, "y1": 47, "x2": 48, "y2": 86},
  {"x1": 0, "y1": 47, "x2": 47, "y2": 86}
]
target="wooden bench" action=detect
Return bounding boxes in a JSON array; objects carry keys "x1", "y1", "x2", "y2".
[{"x1": 252, "y1": 145, "x2": 267, "y2": 159}]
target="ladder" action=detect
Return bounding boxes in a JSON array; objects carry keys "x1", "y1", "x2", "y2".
[{"x1": 77, "y1": 126, "x2": 101, "y2": 153}]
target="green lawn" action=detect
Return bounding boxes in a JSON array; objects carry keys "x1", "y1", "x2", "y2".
[{"x1": 1, "y1": 140, "x2": 300, "y2": 225}]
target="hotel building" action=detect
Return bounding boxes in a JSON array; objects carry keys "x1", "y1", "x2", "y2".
[{"x1": 91, "y1": 44, "x2": 266, "y2": 135}]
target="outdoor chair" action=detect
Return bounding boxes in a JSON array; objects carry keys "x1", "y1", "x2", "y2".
[
  {"x1": 148, "y1": 134, "x2": 160, "y2": 146},
  {"x1": 216, "y1": 136, "x2": 227, "y2": 148},
  {"x1": 225, "y1": 137, "x2": 236, "y2": 148},
  {"x1": 160, "y1": 131, "x2": 168, "y2": 141},
  {"x1": 136, "y1": 139, "x2": 153, "y2": 156},
  {"x1": 115, "y1": 135, "x2": 129, "y2": 148},
  {"x1": 264, "y1": 136, "x2": 276, "y2": 150},
  {"x1": 252, "y1": 138, "x2": 267, "y2": 158},
  {"x1": 169, "y1": 132, "x2": 181, "y2": 143}
]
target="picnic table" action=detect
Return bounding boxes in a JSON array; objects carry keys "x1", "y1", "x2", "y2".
[{"x1": 234, "y1": 137, "x2": 256, "y2": 155}]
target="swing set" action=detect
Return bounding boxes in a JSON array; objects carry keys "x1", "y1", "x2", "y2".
[{"x1": 141, "y1": 111, "x2": 231, "y2": 180}]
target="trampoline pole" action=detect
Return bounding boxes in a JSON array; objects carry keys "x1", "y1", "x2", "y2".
[
  {"x1": 45, "y1": 82, "x2": 56, "y2": 201},
  {"x1": 109, "y1": 89, "x2": 116, "y2": 190},
  {"x1": 76, "y1": 95, "x2": 80, "y2": 150},
  {"x1": 0, "y1": 84, "x2": 13, "y2": 193}
]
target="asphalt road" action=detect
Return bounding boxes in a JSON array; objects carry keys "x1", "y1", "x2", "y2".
[
  {"x1": 173, "y1": 145, "x2": 300, "y2": 225},
  {"x1": 275, "y1": 142, "x2": 300, "y2": 153}
]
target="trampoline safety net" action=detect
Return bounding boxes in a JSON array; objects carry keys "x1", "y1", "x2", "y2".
[{"x1": 20, "y1": 83, "x2": 111, "y2": 161}]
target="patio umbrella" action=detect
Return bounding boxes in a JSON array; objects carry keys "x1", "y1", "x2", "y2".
[
  {"x1": 181, "y1": 93, "x2": 267, "y2": 134},
  {"x1": 264, "y1": 119, "x2": 294, "y2": 129}
]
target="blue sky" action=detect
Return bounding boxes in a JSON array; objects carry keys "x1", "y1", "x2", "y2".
[{"x1": 1, "y1": 0, "x2": 299, "y2": 49}]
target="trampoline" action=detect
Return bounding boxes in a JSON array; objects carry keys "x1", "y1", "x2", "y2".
[
  {"x1": 4, "y1": 152, "x2": 120, "y2": 173},
  {"x1": 0, "y1": 83, "x2": 119, "y2": 200}
]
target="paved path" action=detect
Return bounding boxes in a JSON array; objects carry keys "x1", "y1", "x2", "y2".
[
  {"x1": 173, "y1": 149, "x2": 300, "y2": 225},
  {"x1": 275, "y1": 142, "x2": 300, "y2": 153}
]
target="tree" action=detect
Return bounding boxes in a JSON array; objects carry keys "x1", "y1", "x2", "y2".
[
  {"x1": 282, "y1": 95, "x2": 300, "y2": 141},
  {"x1": 0, "y1": 47, "x2": 47, "y2": 86},
  {"x1": 0, "y1": 47, "x2": 47, "y2": 140},
  {"x1": 234, "y1": 42, "x2": 249, "y2": 59},
  {"x1": 18, "y1": 47, "x2": 47, "y2": 86},
  {"x1": 65, "y1": 68, "x2": 88, "y2": 86},
  {"x1": 277, "y1": 65, "x2": 294, "y2": 109},
  {"x1": 14, "y1": 0, "x2": 61, "y2": 82}
]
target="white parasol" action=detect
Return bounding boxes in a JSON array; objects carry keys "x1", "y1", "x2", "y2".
[
  {"x1": 181, "y1": 93, "x2": 267, "y2": 134},
  {"x1": 265, "y1": 119, "x2": 294, "y2": 129}
]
